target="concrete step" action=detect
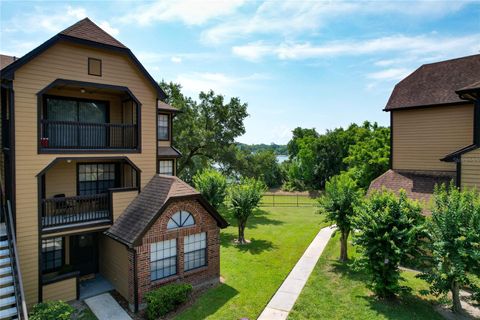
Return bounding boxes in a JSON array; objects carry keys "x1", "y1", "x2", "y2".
[
  {"x1": 0, "y1": 242, "x2": 8, "y2": 250},
  {"x1": 0, "y1": 306, "x2": 17, "y2": 319},
  {"x1": 0, "y1": 224, "x2": 6, "y2": 238},
  {"x1": 0, "y1": 286, "x2": 14, "y2": 297},
  {"x1": 0, "y1": 251, "x2": 9, "y2": 259},
  {"x1": 0, "y1": 276, "x2": 13, "y2": 287},
  {"x1": 0, "y1": 259, "x2": 10, "y2": 268},
  {"x1": 0, "y1": 296, "x2": 15, "y2": 308},
  {"x1": 0, "y1": 268, "x2": 11, "y2": 277}
]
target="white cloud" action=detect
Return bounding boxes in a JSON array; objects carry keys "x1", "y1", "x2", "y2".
[
  {"x1": 367, "y1": 68, "x2": 412, "y2": 81},
  {"x1": 171, "y1": 56, "x2": 182, "y2": 63},
  {"x1": 174, "y1": 72, "x2": 269, "y2": 97},
  {"x1": 98, "y1": 21, "x2": 120, "y2": 36},
  {"x1": 203, "y1": 0, "x2": 471, "y2": 44},
  {"x1": 121, "y1": 0, "x2": 246, "y2": 26},
  {"x1": 232, "y1": 34, "x2": 480, "y2": 61}
]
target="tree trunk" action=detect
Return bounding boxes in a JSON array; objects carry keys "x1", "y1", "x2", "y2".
[
  {"x1": 238, "y1": 221, "x2": 246, "y2": 244},
  {"x1": 451, "y1": 280, "x2": 463, "y2": 314},
  {"x1": 339, "y1": 229, "x2": 350, "y2": 262}
]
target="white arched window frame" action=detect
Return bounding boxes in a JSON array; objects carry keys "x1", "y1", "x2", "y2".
[{"x1": 167, "y1": 211, "x2": 195, "y2": 229}]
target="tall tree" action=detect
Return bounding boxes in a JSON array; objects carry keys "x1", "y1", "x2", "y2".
[
  {"x1": 287, "y1": 127, "x2": 319, "y2": 159},
  {"x1": 418, "y1": 183, "x2": 480, "y2": 314},
  {"x1": 193, "y1": 169, "x2": 227, "y2": 210},
  {"x1": 228, "y1": 178, "x2": 265, "y2": 244},
  {"x1": 318, "y1": 173, "x2": 362, "y2": 261},
  {"x1": 160, "y1": 81, "x2": 248, "y2": 181}
]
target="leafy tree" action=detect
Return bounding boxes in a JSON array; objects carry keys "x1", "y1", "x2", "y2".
[
  {"x1": 344, "y1": 124, "x2": 390, "y2": 189},
  {"x1": 287, "y1": 127, "x2": 319, "y2": 159},
  {"x1": 228, "y1": 178, "x2": 266, "y2": 244},
  {"x1": 418, "y1": 183, "x2": 480, "y2": 313},
  {"x1": 193, "y1": 169, "x2": 228, "y2": 210},
  {"x1": 353, "y1": 190, "x2": 425, "y2": 299},
  {"x1": 318, "y1": 172, "x2": 363, "y2": 262},
  {"x1": 160, "y1": 81, "x2": 248, "y2": 181}
]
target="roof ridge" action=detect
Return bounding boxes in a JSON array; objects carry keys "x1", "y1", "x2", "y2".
[
  {"x1": 420, "y1": 53, "x2": 480, "y2": 67},
  {"x1": 59, "y1": 17, "x2": 126, "y2": 48}
]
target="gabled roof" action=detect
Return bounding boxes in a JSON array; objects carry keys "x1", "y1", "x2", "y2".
[
  {"x1": 105, "y1": 175, "x2": 228, "y2": 247},
  {"x1": 385, "y1": 54, "x2": 480, "y2": 111},
  {"x1": 60, "y1": 18, "x2": 126, "y2": 48},
  {"x1": 441, "y1": 144, "x2": 479, "y2": 162},
  {"x1": 368, "y1": 169, "x2": 455, "y2": 214},
  {"x1": 1, "y1": 18, "x2": 166, "y2": 100}
]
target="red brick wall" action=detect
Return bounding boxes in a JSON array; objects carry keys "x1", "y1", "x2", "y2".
[{"x1": 132, "y1": 199, "x2": 221, "y2": 304}]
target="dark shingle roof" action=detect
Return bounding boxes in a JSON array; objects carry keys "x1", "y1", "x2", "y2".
[
  {"x1": 105, "y1": 175, "x2": 228, "y2": 246},
  {"x1": 385, "y1": 54, "x2": 480, "y2": 110},
  {"x1": 441, "y1": 144, "x2": 479, "y2": 162},
  {"x1": 158, "y1": 100, "x2": 180, "y2": 113},
  {"x1": 0, "y1": 55, "x2": 15, "y2": 69},
  {"x1": 368, "y1": 169, "x2": 455, "y2": 214},
  {"x1": 59, "y1": 18, "x2": 126, "y2": 48},
  {"x1": 158, "y1": 146, "x2": 182, "y2": 158}
]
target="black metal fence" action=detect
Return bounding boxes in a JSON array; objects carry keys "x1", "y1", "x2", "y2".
[
  {"x1": 41, "y1": 193, "x2": 110, "y2": 228},
  {"x1": 260, "y1": 193, "x2": 319, "y2": 207},
  {"x1": 40, "y1": 120, "x2": 137, "y2": 149}
]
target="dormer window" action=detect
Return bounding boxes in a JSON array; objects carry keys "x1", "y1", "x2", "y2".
[
  {"x1": 167, "y1": 211, "x2": 195, "y2": 229},
  {"x1": 158, "y1": 114, "x2": 169, "y2": 140}
]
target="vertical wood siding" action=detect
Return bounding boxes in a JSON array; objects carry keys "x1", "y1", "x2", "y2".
[
  {"x1": 13, "y1": 41, "x2": 158, "y2": 306},
  {"x1": 461, "y1": 148, "x2": 480, "y2": 189},
  {"x1": 392, "y1": 104, "x2": 474, "y2": 172}
]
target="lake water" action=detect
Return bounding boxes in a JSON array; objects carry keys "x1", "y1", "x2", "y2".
[{"x1": 276, "y1": 155, "x2": 288, "y2": 163}]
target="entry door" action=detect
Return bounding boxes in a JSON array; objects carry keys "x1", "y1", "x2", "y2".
[{"x1": 70, "y1": 233, "x2": 99, "y2": 276}]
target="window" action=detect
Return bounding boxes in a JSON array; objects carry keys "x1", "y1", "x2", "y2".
[
  {"x1": 167, "y1": 211, "x2": 195, "y2": 229},
  {"x1": 78, "y1": 163, "x2": 117, "y2": 195},
  {"x1": 158, "y1": 114, "x2": 169, "y2": 140},
  {"x1": 88, "y1": 58, "x2": 102, "y2": 76},
  {"x1": 184, "y1": 232, "x2": 207, "y2": 271},
  {"x1": 44, "y1": 96, "x2": 108, "y2": 148},
  {"x1": 150, "y1": 239, "x2": 177, "y2": 280},
  {"x1": 159, "y1": 160, "x2": 174, "y2": 176},
  {"x1": 42, "y1": 237, "x2": 63, "y2": 274}
]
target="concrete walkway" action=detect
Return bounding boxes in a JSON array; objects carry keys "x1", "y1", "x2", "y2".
[
  {"x1": 258, "y1": 225, "x2": 335, "y2": 320},
  {"x1": 85, "y1": 293, "x2": 132, "y2": 320}
]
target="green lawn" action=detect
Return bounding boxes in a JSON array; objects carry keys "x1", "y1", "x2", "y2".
[
  {"x1": 289, "y1": 233, "x2": 443, "y2": 320},
  {"x1": 175, "y1": 206, "x2": 327, "y2": 320}
]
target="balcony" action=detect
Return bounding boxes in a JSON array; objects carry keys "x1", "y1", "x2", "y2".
[
  {"x1": 41, "y1": 194, "x2": 110, "y2": 229},
  {"x1": 38, "y1": 79, "x2": 140, "y2": 153},
  {"x1": 40, "y1": 120, "x2": 138, "y2": 150}
]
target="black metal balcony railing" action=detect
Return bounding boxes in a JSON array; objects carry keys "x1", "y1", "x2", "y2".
[
  {"x1": 40, "y1": 120, "x2": 138, "y2": 150},
  {"x1": 41, "y1": 194, "x2": 110, "y2": 229}
]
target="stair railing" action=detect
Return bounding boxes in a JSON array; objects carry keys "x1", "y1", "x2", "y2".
[{"x1": 3, "y1": 199, "x2": 28, "y2": 319}]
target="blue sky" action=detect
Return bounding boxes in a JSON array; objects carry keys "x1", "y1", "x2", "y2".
[{"x1": 1, "y1": 1, "x2": 479, "y2": 144}]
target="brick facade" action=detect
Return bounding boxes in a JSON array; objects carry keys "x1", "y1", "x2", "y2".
[{"x1": 129, "y1": 199, "x2": 221, "y2": 306}]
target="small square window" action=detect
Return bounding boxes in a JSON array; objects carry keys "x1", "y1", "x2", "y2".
[
  {"x1": 88, "y1": 58, "x2": 102, "y2": 76},
  {"x1": 159, "y1": 160, "x2": 174, "y2": 176}
]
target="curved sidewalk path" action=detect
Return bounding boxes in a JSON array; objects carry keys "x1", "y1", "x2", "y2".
[{"x1": 258, "y1": 225, "x2": 335, "y2": 320}]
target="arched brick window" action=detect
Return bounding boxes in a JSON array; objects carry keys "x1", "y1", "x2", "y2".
[{"x1": 167, "y1": 211, "x2": 195, "y2": 229}]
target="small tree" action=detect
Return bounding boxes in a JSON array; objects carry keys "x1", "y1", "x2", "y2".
[
  {"x1": 228, "y1": 178, "x2": 265, "y2": 244},
  {"x1": 418, "y1": 183, "x2": 480, "y2": 314},
  {"x1": 193, "y1": 168, "x2": 227, "y2": 210},
  {"x1": 318, "y1": 172, "x2": 362, "y2": 262},
  {"x1": 353, "y1": 189, "x2": 424, "y2": 299}
]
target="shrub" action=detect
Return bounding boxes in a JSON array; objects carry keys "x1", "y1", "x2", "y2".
[
  {"x1": 353, "y1": 189, "x2": 425, "y2": 299},
  {"x1": 193, "y1": 168, "x2": 227, "y2": 210},
  {"x1": 145, "y1": 283, "x2": 193, "y2": 320},
  {"x1": 318, "y1": 172, "x2": 363, "y2": 262},
  {"x1": 30, "y1": 300, "x2": 75, "y2": 320},
  {"x1": 418, "y1": 183, "x2": 480, "y2": 313}
]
